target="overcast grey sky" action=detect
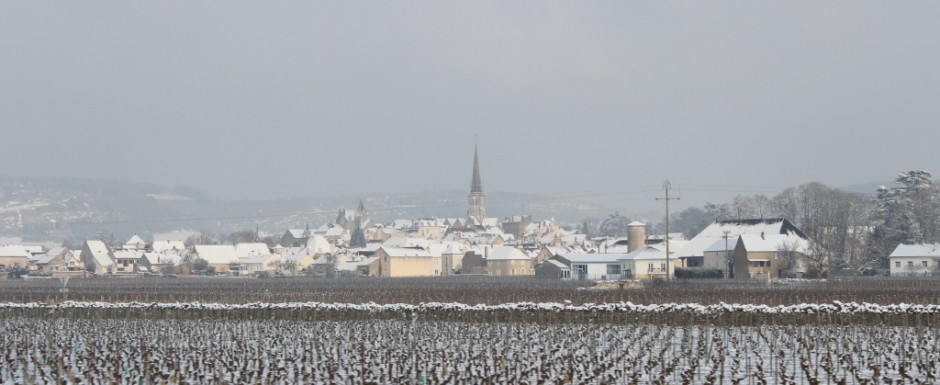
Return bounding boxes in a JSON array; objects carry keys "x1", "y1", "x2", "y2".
[{"x1": 2, "y1": 2, "x2": 939, "y2": 210}]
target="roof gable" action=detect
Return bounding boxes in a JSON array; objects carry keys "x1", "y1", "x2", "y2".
[{"x1": 677, "y1": 218, "x2": 806, "y2": 258}]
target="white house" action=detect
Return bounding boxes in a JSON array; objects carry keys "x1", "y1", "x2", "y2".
[
  {"x1": 618, "y1": 246, "x2": 676, "y2": 280},
  {"x1": 111, "y1": 250, "x2": 144, "y2": 273},
  {"x1": 889, "y1": 244, "x2": 940, "y2": 276},
  {"x1": 553, "y1": 253, "x2": 626, "y2": 281}
]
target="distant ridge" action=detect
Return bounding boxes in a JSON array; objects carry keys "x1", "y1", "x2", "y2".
[{"x1": 0, "y1": 175, "x2": 609, "y2": 242}]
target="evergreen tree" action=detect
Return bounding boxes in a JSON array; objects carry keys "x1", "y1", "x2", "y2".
[
  {"x1": 350, "y1": 226, "x2": 367, "y2": 248},
  {"x1": 868, "y1": 170, "x2": 940, "y2": 267}
]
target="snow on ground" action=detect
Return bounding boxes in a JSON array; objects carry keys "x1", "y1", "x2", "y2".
[
  {"x1": 2, "y1": 300, "x2": 938, "y2": 315},
  {"x1": 1, "y1": 318, "x2": 937, "y2": 384}
]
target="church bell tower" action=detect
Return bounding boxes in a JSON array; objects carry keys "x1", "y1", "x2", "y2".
[{"x1": 467, "y1": 144, "x2": 486, "y2": 225}]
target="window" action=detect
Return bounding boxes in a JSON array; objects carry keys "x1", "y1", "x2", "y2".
[
  {"x1": 896, "y1": 261, "x2": 901, "y2": 268},
  {"x1": 924, "y1": 261, "x2": 929, "y2": 268},
  {"x1": 607, "y1": 264, "x2": 620, "y2": 275},
  {"x1": 908, "y1": 261, "x2": 914, "y2": 268},
  {"x1": 661, "y1": 263, "x2": 666, "y2": 272},
  {"x1": 648, "y1": 263, "x2": 653, "y2": 272}
]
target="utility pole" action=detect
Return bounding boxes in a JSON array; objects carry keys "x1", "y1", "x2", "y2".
[
  {"x1": 656, "y1": 180, "x2": 679, "y2": 280},
  {"x1": 723, "y1": 230, "x2": 733, "y2": 279}
]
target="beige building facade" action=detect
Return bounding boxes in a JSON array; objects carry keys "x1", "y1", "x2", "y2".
[{"x1": 376, "y1": 247, "x2": 441, "y2": 277}]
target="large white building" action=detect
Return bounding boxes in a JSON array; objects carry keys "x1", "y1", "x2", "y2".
[{"x1": 889, "y1": 244, "x2": 940, "y2": 276}]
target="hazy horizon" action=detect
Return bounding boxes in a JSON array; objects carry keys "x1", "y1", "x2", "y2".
[{"x1": 3, "y1": 2, "x2": 938, "y2": 212}]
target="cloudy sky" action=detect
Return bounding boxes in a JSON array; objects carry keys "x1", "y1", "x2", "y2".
[{"x1": 2, "y1": 2, "x2": 938, "y2": 210}]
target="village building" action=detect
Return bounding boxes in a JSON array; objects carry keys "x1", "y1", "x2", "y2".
[
  {"x1": 33, "y1": 247, "x2": 80, "y2": 273},
  {"x1": 0, "y1": 245, "x2": 32, "y2": 270},
  {"x1": 112, "y1": 250, "x2": 144, "y2": 273},
  {"x1": 193, "y1": 245, "x2": 239, "y2": 273},
  {"x1": 483, "y1": 246, "x2": 534, "y2": 276},
  {"x1": 732, "y1": 232, "x2": 813, "y2": 279},
  {"x1": 376, "y1": 246, "x2": 440, "y2": 277},
  {"x1": 82, "y1": 240, "x2": 114, "y2": 274},
  {"x1": 534, "y1": 259, "x2": 571, "y2": 279},
  {"x1": 618, "y1": 246, "x2": 676, "y2": 280},
  {"x1": 122, "y1": 235, "x2": 148, "y2": 251},
  {"x1": 151, "y1": 239, "x2": 186, "y2": 253},
  {"x1": 888, "y1": 244, "x2": 940, "y2": 276},
  {"x1": 551, "y1": 253, "x2": 625, "y2": 280},
  {"x1": 677, "y1": 218, "x2": 810, "y2": 271}
]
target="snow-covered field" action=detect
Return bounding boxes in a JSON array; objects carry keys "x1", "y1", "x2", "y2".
[
  {"x1": 1, "y1": 301, "x2": 939, "y2": 383},
  {"x1": 2, "y1": 316, "x2": 938, "y2": 384}
]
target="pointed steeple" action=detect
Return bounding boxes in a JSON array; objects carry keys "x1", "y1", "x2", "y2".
[
  {"x1": 471, "y1": 143, "x2": 483, "y2": 193},
  {"x1": 467, "y1": 143, "x2": 487, "y2": 224},
  {"x1": 356, "y1": 200, "x2": 367, "y2": 218}
]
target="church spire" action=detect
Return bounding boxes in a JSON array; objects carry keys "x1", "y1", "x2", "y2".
[
  {"x1": 467, "y1": 143, "x2": 486, "y2": 224},
  {"x1": 471, "y1": 143, "x2": 483, "y2": 193}
]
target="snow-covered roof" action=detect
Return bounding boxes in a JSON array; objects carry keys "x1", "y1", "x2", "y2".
[
  {"x1": 144, "y1": 251, "x2": 183, "y2": 266},
  {"x1": 738, "y1": 233, "x2": 809, "y2": 254},
  {"x1": 0, "y1": 245, "x2": 31, "y2": 258},
  {"x1": 33, "y1": 249, "x2": 65, "y2": 265},
  {"x1": 151, "y1": 240, "x2": 186, "y2": 253},
  {"x1": 383, "y1": 237, "x2": 430, "y2": 249},
  {"x1": 558, "y1": 253, "x2": 626, "y2": 264},
  {"x1": 427, "y1": 242, "x2": 467, "y2": 257},
  {"x1": 628, "y1": 221, "x2": 646, "y2": 227},
  {"x1": 486, "y1": 246, "x2": 531, "y2": 261},
  {"x1": 325, "y1": 227, "x2": 346, "y2": 237},
  {"x1": 306, "y1": 235, "x2": 333, "y2": 254},
  {"x1": 703, "y1": 239, "x2": 739, "y2": 253},
  {"x1": 676, "y1": 218, "x2": 805, "y2": 258},
  {"x1": 890, "y1": 243, "x2": 940, "y2": 258},
  {"x1": 648, "y1": 239, "x2": 688, "y2": 253},
  {"x1": 285, "y1": 229, "x2": 307, "y2": 238},
  {"x1": 378, "y1": 247, "x2": 433, "y2": 258},
  {"x1": 124, "y1": 234, "x2": 146, "y2": 246},
  {"x1": 242, "y1": 253, "x2": 278, "y2": 265},
  {"x1": 618, "y1": 246, "x2": 669, "y2": 261},
  {"x1": 112, "y1": 250, "x2": 143, "y2": 260},
  {"x1": 545, "y1": 259, "x2": 570, "y2": 270},
  {"x1": 391, "y1": 219, "x2": 413, "y2": 229},
  {"x1": 235, "y1": 243, "x2": 271, "y2": 259},
  {"x1": 336, "y1": 256, "x2": 377, "y2": 271},
  {"x1": 31, "y1": 247, "x2": 66, "y2": 262},
  {"x1": 194, "y1": 245, "x2": 238, "y2": 265},
  {"x1": 83, "y1": 240, "x2": 113, "y2": 267},
  {"x1": 23, "y1": 245, "x2": 44, "y2": 255}
]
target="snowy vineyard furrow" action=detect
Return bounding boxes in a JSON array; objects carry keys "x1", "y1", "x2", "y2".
[
  {"x1": 2, "y1": 300, "x2": 940, "y2": 314},
  {"x1": 1, "y1": 318, "x2": 938, "y2": 384}
]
